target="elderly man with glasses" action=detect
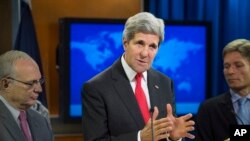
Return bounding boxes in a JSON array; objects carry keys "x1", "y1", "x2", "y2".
[{"x1": 0, "y1": 50, "x2": 53, "y2": 141}]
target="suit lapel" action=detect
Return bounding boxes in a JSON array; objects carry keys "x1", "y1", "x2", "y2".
[
  {"x1": 27, "y1": 109, "x2": 40, "y2": 141},
  {"x1": 0, "y1": 100, "x2": 26, "y2": 141},
  {"x1": 112, "y1": 60, "x2": 145, "y2": 128},
  {"x1": 147, "y1": 70, "x2": 162, "y2": 110},
  {"x1": 219, "y1": 92, "x2": 238, "y2": 124}
]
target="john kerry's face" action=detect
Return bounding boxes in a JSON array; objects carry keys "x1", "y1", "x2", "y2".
[{"x1": 123, "y1": 32, "x2": 159, "y2": 73}]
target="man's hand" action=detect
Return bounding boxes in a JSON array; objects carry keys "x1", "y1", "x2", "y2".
[
  {"x1": 141, "y1": 106, "x2": 174, "y2": 141},
  {"x1": 166, "y1": 104, "x2": 195, "y2": 140}
]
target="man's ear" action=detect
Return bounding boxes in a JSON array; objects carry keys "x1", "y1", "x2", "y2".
[
  {"x1": 123, "y1": 38, "x2": 127, "y2": 51},
  {"x1": 1, "y1": 78, "x2": 9, "y2": 88},
  {"x1": 4, "y1": 83, "x2": 8, "y2": 88}
]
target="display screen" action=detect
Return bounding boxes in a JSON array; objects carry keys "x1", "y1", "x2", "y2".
[{"x1": 58, "y1": 18, "x2": 211, "y2": 122}]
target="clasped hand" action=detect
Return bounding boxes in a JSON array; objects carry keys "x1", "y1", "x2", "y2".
[{"x1": 141, "y1": 104, "x2": 195, "y2": 141}]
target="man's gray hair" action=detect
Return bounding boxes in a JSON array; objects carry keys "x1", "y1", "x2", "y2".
[
  {"x1": 122, "y1": 12, "x2": 165, "y2": 44},
  {"x1": 0, "y1": 50, "x2": 33, "y2": 79}
]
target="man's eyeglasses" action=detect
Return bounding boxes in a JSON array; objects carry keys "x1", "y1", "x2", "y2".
[{"x1": 7, "y1": 77, "x2": 45, "y2": 88}]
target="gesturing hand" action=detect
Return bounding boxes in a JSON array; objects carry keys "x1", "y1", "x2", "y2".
[
  {"x1": 166, "y1": 104, "x2": 195, "y2": 140},
  {"x1": 141, "y1": 106, "x2": 174, "y2": 141}
]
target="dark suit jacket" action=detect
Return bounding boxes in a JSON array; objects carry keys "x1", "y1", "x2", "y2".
[
  {"x1": 82, "y1": 58, "x2": 176, "y2": 141},
  {"x1": 0, "y1": 100, "x2": 53, "y2": 141},
  {"x1": 196, "y1": 92, "x2": 238, "y2": 141}
]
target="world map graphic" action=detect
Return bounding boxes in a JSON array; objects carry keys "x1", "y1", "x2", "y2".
[{"x1": 69, "y1": 26, "x2": 206, "y2": 116}]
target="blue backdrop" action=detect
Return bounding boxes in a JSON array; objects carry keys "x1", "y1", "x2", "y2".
[{"x1": 145, "y1": 0, "x2": 250, "y2": 97}]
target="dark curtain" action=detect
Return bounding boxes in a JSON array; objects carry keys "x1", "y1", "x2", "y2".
[
  {"x1": 145, "y1": 0, "x2": 250, "y2": 97},
  {"x1": 14, "y1": 0, "x2": 47, "y2": 107}
]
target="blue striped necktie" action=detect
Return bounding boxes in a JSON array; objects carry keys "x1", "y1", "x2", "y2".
[{"x1": 237, "y1": 98, "x2": 249, "y2": 125}]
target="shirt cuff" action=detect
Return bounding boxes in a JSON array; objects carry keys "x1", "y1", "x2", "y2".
[{"x1": 137, "y1": 130, "x2": 141, "y2": 141}]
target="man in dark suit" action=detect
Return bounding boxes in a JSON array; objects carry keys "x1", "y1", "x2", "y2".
[
  {"x1": 82, "y1": 12, "x2": 195, "y2": 141},
  {"x1": 196, "y1": 39, "x2": 250, "y2": 141},
  {"x1": 0, "y1": 50, "x2": 53, "y2": 141}
]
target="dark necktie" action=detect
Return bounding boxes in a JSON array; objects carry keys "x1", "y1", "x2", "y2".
[
  {"x1": 237, "y1": 98, "x2": 249, "y2": 125},
  {"x1": 135, "y1": 73, "x2": 150, "y2": 123},
  {"x1": 19, "y1": 111, "x2": 33, "y2": 141}
]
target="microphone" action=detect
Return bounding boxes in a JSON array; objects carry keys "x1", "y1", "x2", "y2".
[{"x1": 150, "y1": 108, "x2": 154, "y2": 141}]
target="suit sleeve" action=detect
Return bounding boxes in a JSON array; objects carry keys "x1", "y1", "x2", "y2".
[
  {"x1": 196, "y1": 102, "x2": 213, "y2": 141},
  {"x1": 82, "y1": 82, "x2": 138, "y2": 141}
]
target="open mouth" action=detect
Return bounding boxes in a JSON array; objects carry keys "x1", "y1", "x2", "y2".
[{"x1": 137, "y1": 59, "x2": 147, "y2": 64}]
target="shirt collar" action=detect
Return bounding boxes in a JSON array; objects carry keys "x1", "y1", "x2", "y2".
[
  {"x1": 230, "y1": 89, "x2": 250, "y2": 103},
  {"x1": 121, "y1": 55, "x2": 147, "y2": 82},
  {"x1": 0, "y1": 95, "x2": 20, "y2": 121}
]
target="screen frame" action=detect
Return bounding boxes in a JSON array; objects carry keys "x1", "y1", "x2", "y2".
[{"x1": 58, "y1": 17, "x2": 212, "y2": 123}]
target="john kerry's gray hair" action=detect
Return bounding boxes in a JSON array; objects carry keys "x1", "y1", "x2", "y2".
[{"x1": 122, "y1": 12, "x2": 165, "y2": 44}]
